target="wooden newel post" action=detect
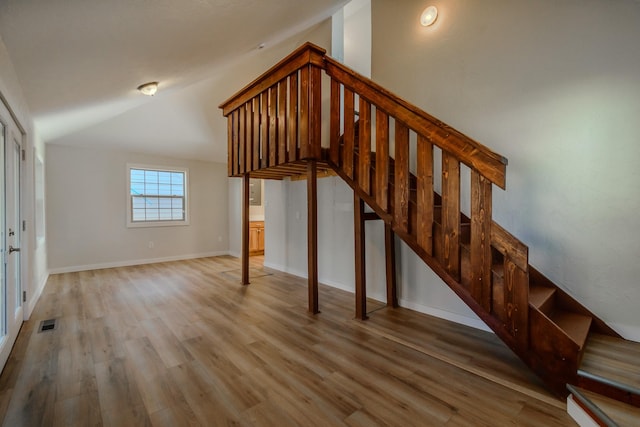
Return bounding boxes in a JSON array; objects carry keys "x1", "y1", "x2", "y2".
[{"x1": 241, "y1": 174, "x2": 250, "y2": 285}]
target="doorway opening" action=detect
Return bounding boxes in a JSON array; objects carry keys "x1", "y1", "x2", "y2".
[{"x1": 249, "y1": 179, "x2": 265, "y2": 265}]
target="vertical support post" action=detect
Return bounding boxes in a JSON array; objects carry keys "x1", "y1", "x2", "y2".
[
  {"x1": 242, "y1": 174, "x2": 250, "y2": 285},
  {"x1": 384, "y1": 223, "x2": 398, "y2": 308},
  {"x1": 307, "y1": 160, "x2": 319, "y2": 313},
  {"x1": 354, "y1": 193, "x2": 367, "y2": 320}
]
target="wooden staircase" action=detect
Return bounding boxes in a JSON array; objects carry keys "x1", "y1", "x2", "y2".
[{"x1": 219, "y1": 42, "x2": 638, "y2": 404}]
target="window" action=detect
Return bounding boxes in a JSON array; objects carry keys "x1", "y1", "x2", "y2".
[{"x1": 126, "y1": 164, "x2": 189, "y2": 227}]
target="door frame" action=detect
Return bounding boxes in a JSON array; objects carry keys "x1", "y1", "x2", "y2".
[{"x1": 0, "y1": 92, "x2": 28, "y2": 374}]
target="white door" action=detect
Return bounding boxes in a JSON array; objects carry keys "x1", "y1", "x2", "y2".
[{"x1": 0, "y1": 103, "x2": 24, "y2": 370}]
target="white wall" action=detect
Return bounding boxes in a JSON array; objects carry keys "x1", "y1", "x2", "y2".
[
  {"x1": 264, "y1": 177, "x2": 388, "y2": 302},
  {"x1": 0, "y1": 37, "x2": 47, "y2": 318},
  {"x1": 371, "y1": 0, "x2": 640, "y2": 340},
  {"x1": 343, "y1": 0, "x2": 371, "y2": 78},
  {"x1": 46, "y1": 144, "x2": 228, "y2": 272}
]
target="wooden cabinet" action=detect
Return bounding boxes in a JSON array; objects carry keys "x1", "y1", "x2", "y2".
[{"x1": 249, "y1": 221, "x2": 265, "y2": 255}]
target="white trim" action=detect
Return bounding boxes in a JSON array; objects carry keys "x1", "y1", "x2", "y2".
[
  {"x1": 567, "y1": 395, "x2": 599, "y2": 427},
  {"x1": 48, "y1": 251, "x2": 229, "y2": 274},
  {"x1": 607, "y1": 322, "x2": 640, "y2": 343},
  {"x1": 24, "y1": 271, "x2": 49, "y2": 320},
  {"x1": 126, "y1": 163, "x2": 190, "y2": 228},
  {"x1": 263, "y1": 260, "x2": 492, "y2": 332},
  {"x1": 398, "y1": 298, "x2": 493, "y2": 333}
]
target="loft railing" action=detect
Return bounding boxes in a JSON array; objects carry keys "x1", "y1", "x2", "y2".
[{"x1": 220, "y1": 43, "x2": 325, "y2": 177}]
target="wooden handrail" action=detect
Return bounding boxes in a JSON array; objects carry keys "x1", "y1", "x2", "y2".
[{"x1": 323, "y1": 56, "x2": 508, "y2": 189}]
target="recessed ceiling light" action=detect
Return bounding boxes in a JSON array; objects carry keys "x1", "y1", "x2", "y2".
[
  {"x1": 137, "y1": 81, "x2": 158, "y2": 96},
  {"x1": 420, "y1": 6, "x2": 438, "y2": 26}
]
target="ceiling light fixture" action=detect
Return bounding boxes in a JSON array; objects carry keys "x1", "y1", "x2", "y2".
[
  {"x1": 137, "y1": 81, "x2": 158, "y2": 96},
  {"x1": 420, "y1": 6, "x2": 438, "y2": 26}
]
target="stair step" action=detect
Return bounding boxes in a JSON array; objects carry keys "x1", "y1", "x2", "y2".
[
  {"x1": 569, "y1": 385, "x2": 640, "y2": 426},
  {"x1": 529, "y1": 285, "x2": 556, "y2": 315},
  {"x1": 580, "y1": 334, "x2": 640, "y2": 398},
  {"x1": 550, "y1": 311, "x2": 592, "y2": 350}
]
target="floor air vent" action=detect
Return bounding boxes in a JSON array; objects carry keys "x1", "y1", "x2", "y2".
[{"x1": 38, "y1": 319, "x2": 57, "y2": 333}]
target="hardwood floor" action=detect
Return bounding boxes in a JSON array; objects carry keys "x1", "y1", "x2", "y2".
[{"x1": 0, "y1": 256, "x2": 575, "y2": 426}]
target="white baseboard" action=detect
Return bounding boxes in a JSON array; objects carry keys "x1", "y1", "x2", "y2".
[
  {"x1": 263, "y1": 261, "x2": 490, "y2": 332},
  {"x1": 398, "y1": 298, "x2": 492, "y2": 333},
  {"x1": 24, "y1": 272, "x2": 49, "y2": 320},
  {"x1": 48, "y1": 251, "x2": 230, "y2": 274},
  {"x1": 607, "y1": 322, "x2": 640, "y2": 343},
  {"x1": 567, "y1": 395, "x2": 599, "y2": 427}
]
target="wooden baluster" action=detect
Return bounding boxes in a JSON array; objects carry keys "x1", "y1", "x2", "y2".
[
  {"x1": 299, "y1": 66, "x2": 309, "y2": 159},
  {"x1": 504, "y1": 256, "x2": 529, "y2": 348},
  {"x1": 260, "y1": 90, "x2": 269, "y2": 168},
  {"x1": 308, "y1": 64, "x2": 322, "y2": 159},
  {"x1": 442, "y1": 151, "x2": 461, "y2": 278},
  {"x1": 252, "y1": 97, "x2": 260, "y2": 171},
  {"x1": 227, "y1": 115, "x2": 234, "y2": 176},
  {"x1": 394, "y1": 121, "x2": 410, "y2": 233},
  {"x1": 288, "y1": 72, "x2": 298, "y2": 162},
  {"x1": 354, "y1": 193, "x2": 367, "y2": 320},
  {"x1": 269, "y1": 86, "x2": 277, "y2": 166},
  {"x1": 245, "y1": 101, "x2": 253, "y2": 173},
  {"x1": 239, "y1": 104, "x2": 246, "y2": 174},
  {"x1": 359, "y1": 99, "x2": 372, "y2": 195},
  {"x1": 470, "y1": 171, "x2": 492, "y2": 311},
  {"x1": 329, "y1": 79, "x2": 340, "y2": 165},
  {"x1": 278, "y1": 81, "x2": 288, "y2": 165},
  {"x1": 416, "y1": 134, "x2": 434, "y2": 254},
  {"x1": 343, "y1": 88, "x2": 355, "y2": 179},
  {"x1": 376, "y1": 110, "x2": 389, "y2": 211}
]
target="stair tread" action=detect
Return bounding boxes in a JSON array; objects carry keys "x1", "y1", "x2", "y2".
[
  {"x1": 549, "y1": 311, "x2": 592, "y2": 350},
  {"x1": 528, "y1": 286, "x2": 556, "y2": 310},
  {"x1": 571, "y1": 386, "x2": 640, "y2": 426},
  {"x1": 580, "y1": 334, "x2": 640, "y2": 393}
]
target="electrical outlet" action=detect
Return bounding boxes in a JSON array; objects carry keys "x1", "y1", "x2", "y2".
[
  {"x1": 218, "y1": 236, "x2": 223, "y2": 242},
  {"x1": 148, "y1": 241, "x2": 154, "y2": 249}
]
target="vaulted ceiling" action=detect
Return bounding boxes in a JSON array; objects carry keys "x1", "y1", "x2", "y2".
[{"x1": 0, "y1": 0, "x2": 347, "y2": 161}]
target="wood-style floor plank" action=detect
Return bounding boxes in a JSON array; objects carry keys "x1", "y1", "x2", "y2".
[{"x1": 0, "y1": 256, "x2": 575, "y2": 426}]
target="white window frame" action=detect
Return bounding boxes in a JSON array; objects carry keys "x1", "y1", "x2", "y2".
[{"x1": 126, "y1": 163, "x2": 190, "y2": 228}]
